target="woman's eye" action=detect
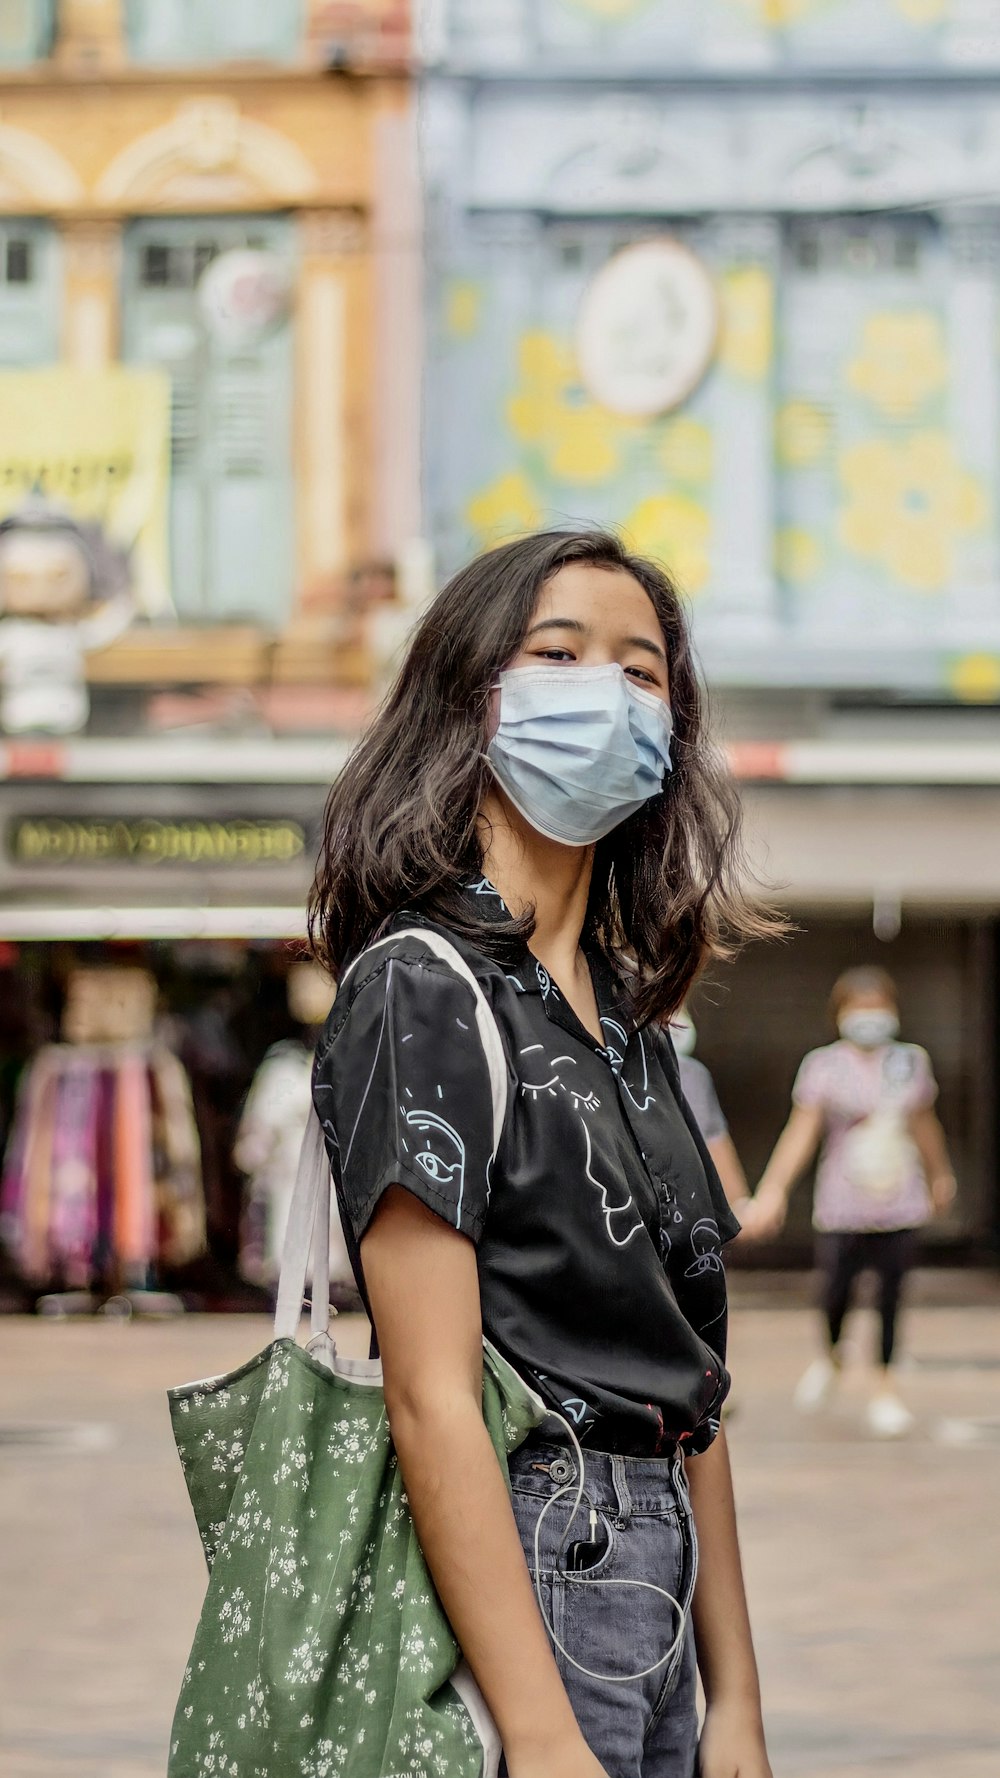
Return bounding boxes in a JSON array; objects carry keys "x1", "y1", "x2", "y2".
[
  {"x1": 536, "y1": 648, "x2": 575, "y2": 662},
  {"x1": 625, "y1": 666, "x2": 657, "y2": 686}
]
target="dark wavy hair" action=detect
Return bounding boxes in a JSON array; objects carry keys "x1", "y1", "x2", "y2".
[{"x1": 309, "y1": 529, "x2": 780, "y2": 1023}]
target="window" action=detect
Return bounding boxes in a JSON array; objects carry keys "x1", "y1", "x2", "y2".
[
  {"x1": 0, "y1": 0, "x2": 55, "y2": 66},
  {"x1": 122, "y1": 217, "x2": 296, "y2": 626},
  {"x1": 5, "y1": 239, "x2": 32, "y2": 285},
  {"x1": 125, "y1": 0, "x2": 305, "y2": 65},
  {"x1": 0, "y1": 221, "x2": 58, "y2": 365}
]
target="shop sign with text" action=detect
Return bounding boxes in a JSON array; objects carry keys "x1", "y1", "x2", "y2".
[{"x1": 6, "y1": 816, "x2": 308, "y2": 868}]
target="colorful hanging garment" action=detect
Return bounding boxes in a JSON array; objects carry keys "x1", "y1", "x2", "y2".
[
  {"x1": 151, "y1": 1045, "x2": 206, "y2": 1266},
  {"x1": 113, "y1": 1049, "x2": 156, "y2": 1282},
  {"x1": 48, "y1": 1055, "x2": 100, "y2": 1288},
  {"x1": 0, "y1": 1040, "x2": 205, "y2": 1291}
]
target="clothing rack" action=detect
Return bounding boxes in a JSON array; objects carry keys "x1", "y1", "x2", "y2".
[{"x1": 0, "y1": 1040, "x2": 205, "y2": 1300}]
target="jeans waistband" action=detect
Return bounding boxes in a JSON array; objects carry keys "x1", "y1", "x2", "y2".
[{"x1": 509, "y1": 1431, "x2": 687, "y2": 1522}]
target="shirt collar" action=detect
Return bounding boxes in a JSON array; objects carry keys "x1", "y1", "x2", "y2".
[{"x1": 460, "y1": 876, "x2": 635, "y2": 1038}]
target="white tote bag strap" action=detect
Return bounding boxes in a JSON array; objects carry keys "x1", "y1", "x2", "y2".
[
  {"x1": 274, "y1": 1106, "x2": 332, "y2": 1341},
  {"x1": 273, "y1": 927, "x2": 508, "y2": 1343}
]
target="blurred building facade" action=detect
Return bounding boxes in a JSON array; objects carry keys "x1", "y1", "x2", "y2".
[
  {"x1": 422, "y1": 1, "x2": 1000, "y2": 1255},
  {"x1": 0, "y1": 1, "x2": 417, "y2": 1290}
]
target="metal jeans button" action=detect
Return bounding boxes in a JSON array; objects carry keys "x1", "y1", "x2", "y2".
[{"x1": 549, "y1": 1456, "x2": 573, "y2": 1484}]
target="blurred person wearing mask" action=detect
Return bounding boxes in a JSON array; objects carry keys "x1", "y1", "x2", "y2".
[
  {"x1": 741, "y1": 967, "x2": 956, "y2": 1437},
  {"x1": 671, "y1": 1007, "x2": 749, "y2": 1218}
]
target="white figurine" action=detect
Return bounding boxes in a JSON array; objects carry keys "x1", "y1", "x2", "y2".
[{"x1": 0, "y1": 497, "x2": 133, "y2": 736}]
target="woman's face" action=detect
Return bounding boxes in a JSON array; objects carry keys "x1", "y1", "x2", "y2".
[
  {"x1": 507, "y1": 562, "x2": 670, "y2": 701},
  {"x1": 841, "y1": 989, "x2": 896, "y2": 1020}
]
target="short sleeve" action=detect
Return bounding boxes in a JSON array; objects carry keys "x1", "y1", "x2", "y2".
[
  {"x1": 312, "y1": 941, "x2": 497, "y2": 1247},
  {"x1": 792, "y1": 1047, "x2": 830, "y2": 1109},
  {"x1": 678, "y1": 1057, "x2": 727, "y2": 1143},
  {"x1": 901, "y1": 1044, "x2": 938, "y2": 1110}
]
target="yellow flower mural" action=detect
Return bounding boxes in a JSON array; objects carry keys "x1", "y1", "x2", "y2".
[
  {"x1": 445, "y1": 281, "x2": 483, "y2": 339},
  {"x1": 726, "y1": 0, "x2": 828, "y2": 24},
  {"x1": 658, "y1": 416, "x2": 714, "y2": 486},
  {"x1": 506, "y1": 331, "x2": 629, "y2": 483},
  {"x1": 466, "y1": 471, "x2": 542, "y2": 548},
  {"x1": 625, "y1": 493, "x2": 711, "y2": 595},
  {"x1": 776, "y1": 400, "x2": 831, "y2": 469},
  {"x1": 719, "y1": 265, "x2": 773, "y2": 381},
  {"x1": 776, "y1": 527, "x2": 823, "y2": 584},
  {"x1": 731, "y1": 0, "x2": 944, "y2": 27},
  {"x1": 838, "y1": 432, "x2": 987, "y2": 593},
  {"x1": 847, "y1": 311, "x2": 948, "y2": 419},
  {"x1": 947, "y1": 654, "x2": 1000, "y2": 704}
]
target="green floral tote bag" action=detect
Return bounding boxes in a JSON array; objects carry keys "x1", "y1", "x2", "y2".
[{"x1": 167, "y1": 931, "x2": 548, "y2": 1778}]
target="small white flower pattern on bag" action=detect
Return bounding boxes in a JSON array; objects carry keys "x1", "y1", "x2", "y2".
[{"x1": 168, "y1": 1338, "x2": 544, "y2": 1778}]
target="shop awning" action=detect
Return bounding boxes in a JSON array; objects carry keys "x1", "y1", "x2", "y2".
[
  {"x1": 0, "y1": 904, "x2": 308, "y2": 941},
  {"x1": 745, "y1": 784, "x2": 1000, "y2": 908}
]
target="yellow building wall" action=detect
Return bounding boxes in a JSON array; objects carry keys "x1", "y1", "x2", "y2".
[{"x1": 0, "y1": 11, "x2": 416, "y2": 678}]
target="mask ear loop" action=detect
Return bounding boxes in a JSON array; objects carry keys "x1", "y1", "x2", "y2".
[{"x1": 532, "y1": 1410, "x2": 695, "y2": 1686}]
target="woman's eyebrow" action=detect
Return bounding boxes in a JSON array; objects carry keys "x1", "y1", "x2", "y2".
[
  {"x1": 626, "y1": 635, "x2": 669, "y2": 667},
  {"x1": 524, "y1": 617, "x2": 668, "y2": 667},
  {"x1": 523, "y1": 617, "x2": 588, "y2": 640}
]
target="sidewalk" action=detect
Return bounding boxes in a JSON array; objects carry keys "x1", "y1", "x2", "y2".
[{"x1": 1, "y1": 1293, "x2": 998, "y2": 1778}]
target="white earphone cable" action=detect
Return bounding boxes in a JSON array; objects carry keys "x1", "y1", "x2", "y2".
[{"x1": 530, "y1": 1411, "x2": 696, "y2": 1687}]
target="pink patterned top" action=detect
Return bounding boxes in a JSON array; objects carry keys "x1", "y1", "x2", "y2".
[{"x1": 793, "y1": 1040, "x2": 937, "y2": 1233}]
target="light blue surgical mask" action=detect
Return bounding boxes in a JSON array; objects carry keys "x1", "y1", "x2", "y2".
[
  {"x1": 839, "y1": 1009, "x2": 899, "y2": 1050},
  {"x1": 486, "y1": 662, "x2": 673, "y2": 846}
]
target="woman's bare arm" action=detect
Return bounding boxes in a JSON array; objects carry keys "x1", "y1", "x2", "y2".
[
  {"x1": 909, "y1": 1107, "x2": 957, "y2": 1214},
  {"x1": 360, "y1": 1187, "x2": 606, "y2": 1778},
  {"x1": 686, "y1": 1426, "x2": 771, "y2": 1778},
  {"x1": 741, "y1": 1102, "x2": 825, "y2": 1238}
]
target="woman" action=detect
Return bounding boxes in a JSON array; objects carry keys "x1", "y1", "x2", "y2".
[
  {"x1": 744, "y1": 966, "x2": 956, "y2": 1437},
  {"x1": 310, "y1": 530, "x2": 775, "y2": 1778},
  {"x1": 671, "y1": 1007, "x2": 750, "y2": 1218}
]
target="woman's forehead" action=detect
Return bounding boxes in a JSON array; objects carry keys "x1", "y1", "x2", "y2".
[{"x1": 534, "y1": 562, "x2": 661, "y2": 633}]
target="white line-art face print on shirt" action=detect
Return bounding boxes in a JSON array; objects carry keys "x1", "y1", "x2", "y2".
[
  {"x1": 600, "y1": 1018, "x2": 656, "y2": 1113},
  {"x1": 581, "y1": 1116, "x2": 644, "y2": 1248},
  {"x1": 600, "y1": 1017, "x2": 627, "y2": 1075},
  {"x1": 466, "y1": 877, "x2": 506, "y2": 902},
  {"x1": 535, "y1": 1373, "x2": 590, "y2": 1428},
  {"x1": 404, "y1": 1106, "x2": 467, "y2": 1201},
  {"x1": 518, "y1": 1044, "x2": 601, "y2": 1114},
  {"x1": 337, "y1": 958, "x2": 479, "y2": 1232},
  {"x1": 535, "y1": 960, "x2": 552, "y2": 997},
  {"x1": 683, "y1": 1217, "x2": 723, "y2": 1278}
]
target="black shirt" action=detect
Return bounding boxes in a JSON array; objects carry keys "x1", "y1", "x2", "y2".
[{"x1": 313, "y1": 881, "x2": 740, "y2": 1456}]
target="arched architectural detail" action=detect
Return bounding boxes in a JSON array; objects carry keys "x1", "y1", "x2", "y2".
[
  {"x1": 545, "y1": 120, "x2": 703, "y2": 214},
  {"x1": 0, "y1": 118, "x2": 84, "y2": 208},
  {"x1": 95, "y1": 98, "x2": 319, "y2": 208},
  {"x1": 766, "y1": 105, "x2": 974, "y2": 212}
]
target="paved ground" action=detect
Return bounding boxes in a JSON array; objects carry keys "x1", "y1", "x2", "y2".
[{"x1": 1, "y1": 1286, "x2": 999, "y2": 1778}]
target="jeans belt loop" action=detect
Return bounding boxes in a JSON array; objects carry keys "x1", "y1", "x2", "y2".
[{"x1": 610, "y1": 1452, "x2": 632, "y2": 1527}]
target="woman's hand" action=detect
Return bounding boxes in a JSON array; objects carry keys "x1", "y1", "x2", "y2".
[
  {"x1": 699, "y1": 1698, "x2": 772, "y2": 1778},
  {"x1": 506, "y1": 1732, "x2": 609, "y2": 1778},
  {"x1": 930, "y1": 1172, "x2": 957, "y2": 1216},
  {"x1": 739, "y1": 1184, "x2": 787, "y2": 1239}
]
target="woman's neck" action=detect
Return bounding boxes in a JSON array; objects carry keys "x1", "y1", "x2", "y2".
[{"x1": 477, "y1": 788, "x2": 593, "y2": 981}]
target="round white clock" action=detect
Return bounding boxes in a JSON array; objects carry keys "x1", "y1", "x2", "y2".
[{"x1": 576, "y1": 239, "x2": 719, "y2": 417}]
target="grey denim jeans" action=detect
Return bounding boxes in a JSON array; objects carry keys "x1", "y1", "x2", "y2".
[{"x1": 498, "y1": 1433, "x2": 700, "y2": 1778}]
